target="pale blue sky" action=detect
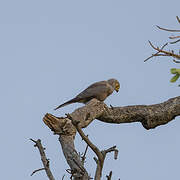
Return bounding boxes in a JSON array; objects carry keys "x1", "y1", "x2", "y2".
[{"x1": 1, "y1": 0, "x2": 180, "y2": 180}]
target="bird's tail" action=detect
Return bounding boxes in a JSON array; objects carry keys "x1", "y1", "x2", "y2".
[{"x1": 54, "y1": 98, "x2": 79, "y2": 110}]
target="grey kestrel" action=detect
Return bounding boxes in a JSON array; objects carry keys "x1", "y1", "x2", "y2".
[{"x1": 54, "y1": 78, "x2": 120, "y2": 110}]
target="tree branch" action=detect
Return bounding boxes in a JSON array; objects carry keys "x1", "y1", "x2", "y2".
[
  {"x1": 156, "y1": 25, "x2": 180, "y2": 32},
  {"x1": 31, "y1": 168, "x2": 46, "y2": 176},
  {"x1": 81, "y1": 144, "x2": 89, "y2": 165},
  {"x1": 176, "y1": 16, "x2": 180, "y2": 24},
  {"x1": 146, "y1": 17, "x2": 180, "y2": 62},
  {"x1": 68, "y1": 115, "x2": 118, "y2": 180},
  {"x1": 144, "y1": 41, "x2": 168, "y2": 62},
  {"x1": 43, "y1": 96, "x2": 180, "y2": 179},
  {"x1": 30, "y1": 139, "x2": 55, "y2": 180},
  {"x1": 72, "y1": 123, "x2": 104, "y2": 180},
  {"x1": 98, "y1": 96, "x2": 180, "y2": 129},
  {"x1": 58, "y1": 135, "x2": 89, "y2": 180},
  {"x1": 44, "y1": 96, "x2": 180, "y2": 132},
  {"x1": 106, "y1": 171, "x2": 112, "y2": 180},
  {"x1": 144, "y1": 41, "x2": 180, "y2": 62}
]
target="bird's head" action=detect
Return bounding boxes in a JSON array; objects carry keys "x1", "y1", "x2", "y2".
[{"x1": 107, "y1": 78, "x2": 120, "y2": 92}]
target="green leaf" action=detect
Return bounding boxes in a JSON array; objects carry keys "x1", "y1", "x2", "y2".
[
  {"x1": 170, "y1": 74, "x2": 180, "y2": 82},
  {"x1": 176, "y1": 69, "x2": 180, "y2": 75},
  {"x1": 170, "y1": 68, "x2": 180, "y2": 75},
  {"x1": 171, "y1": 68, "x2": 177, "y2": 74}
]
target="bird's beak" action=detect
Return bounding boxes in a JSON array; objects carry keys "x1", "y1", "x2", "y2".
[{"x1": 115, "y1": 89, "x2": 119, "y2": 92}]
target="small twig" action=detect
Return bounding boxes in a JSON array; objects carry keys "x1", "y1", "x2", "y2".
[
  {"x1": 144, "y1": 41, "x2": 168, "y2": 62},
  {"x1": 69, "y1": 114, "x2": 119, "y2": 180},
  {"x1": 30, "y1": 139, "x2": 55, "y2": 180},
  {"x1": 73, "y1": 122, "x2": 103, "y2": 165},
  {"x1": 173, "y1": 59, "x2": 180, "y2": 63},
  {"x1": 62, "y1": 174, "x2": 65, "y2": 180},
  {"x1": 114, "y1": 149, "x2": 118, "y2": 160},
  {"x1": 72, "y1": 158, "x2": 86, "y2": 173},
  {"x1": 68, "y1": 114, "x2": 104, "y2": 180},
  {"x1": 66, "y1": 169, "x2": 72, "y2": 174},
  {"x1": 176, "y1": 16, "x2": 180, "y2": 24},
  {"x1": 93, "y1": 157, "x2": 98, "y2": 163},
  {"x1": 67, "y1": 114, "x2": 103, "y2": 163},
  {"x1": 81, "y1": 144, "x2": 89, "y2": 164},
  {"x1": 106, "y1": 171, "x2": 112, "y2": 180},
  {"x1": 31, "y1": 168, "x2": 45, "y2": 176},
  {"x1": 169, "y1": 36, "x2": 180, "y2": 39},
  {"x1": 30, "y1": 138, "x2": 37, "y2": 144},
  {"x1": 152, "y1": 54, "x2": 169, "y2": 57},
  {"x1": 102, "y1": 146, "x2": 119, "y2": 160},
  {"x1": 145, "y1": 41, "x2": 180, "y2": 61},
  {"x1": 170, "y1": 39, "x2": 180, "y2": 44},
  {"x1": 156, "y1": 25, "x2": 180, "y2": 32}
]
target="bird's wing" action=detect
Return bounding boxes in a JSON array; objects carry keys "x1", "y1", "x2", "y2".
[{"x1": 76, "y1": 81, "x2": 111, "y2": 100}]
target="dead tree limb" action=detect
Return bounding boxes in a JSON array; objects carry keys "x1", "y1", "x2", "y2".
[
  {"x1": 30, "y1": 139, "x2": 55, "y2": 180},
  {"x1": 43, "y1": 96, "x2": 180, "y2": 179},
  {"x1": 71, "y1": 121, "x2": 104, "y2": 180},
  {"x1": 67, "y1": 113, "x2": 118, "y2": 180},
  {"x1": 43, "y1": 98, "x2": 105, "y2": 180},
  {"x1": 45, "y1": 96, "x2": 180, "y2": 131},
  {"x1": 98, "y1": 96, "x2": 180, "y2": 129}
]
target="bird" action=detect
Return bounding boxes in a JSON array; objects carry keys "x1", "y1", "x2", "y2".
[{"x1": 54, "y1": 78, "x2": 120, "y2": 110}]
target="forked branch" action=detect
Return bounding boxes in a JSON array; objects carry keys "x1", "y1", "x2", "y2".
[
  {"x1": 67, "y1": 114, "x2": 118, "y2": 180},
  {"x1": 42, "y1": 96, "x2": 180, "y2": 179},
  {"x1": 145, "y1": 16, "x2": 180, "y2": 62},
  {"x1": 144, "y1": 41, "x2": 180, "y2": 62}
]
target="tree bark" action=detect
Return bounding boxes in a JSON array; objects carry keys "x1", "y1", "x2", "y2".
[
  {"x1": 43, "y1": 96, "x2": 180, "y2": 179},
  {"x1": 98, "y1": 96, "x2": 180, "y2": 129}
]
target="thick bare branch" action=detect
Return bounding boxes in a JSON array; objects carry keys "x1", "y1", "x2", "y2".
[
  {"x1": 69, "y1": 118, "x2": 104, "y2": 180},
  {"x1": 43, "y1": 112, "x2": 91, "y2": 179},
  {"x1": 43, "y1": 96, "x2": 180, "y2": 179},
  {"x1": 58, "y1": 135, "x2": 89, "y2": 180},
  {"x1": 44, "y1": 96, "x2": 180, "y2": 134},
  {"x1": 30, "y1": 139, "x2": 55, "y2": 180},
  {"x1": 69, "y1": 119, "x2": 117, "y2": 180},
  {"x1": 98, "y1": 96, "x2": 180, "y2": 129},
  {"x1": 43, "y1": 96, "x2": 180, "y2": 131}
]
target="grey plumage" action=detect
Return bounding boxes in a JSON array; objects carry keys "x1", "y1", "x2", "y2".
[{"x1": 54, "y1": 78, "x2": 120, "y2": 110}]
